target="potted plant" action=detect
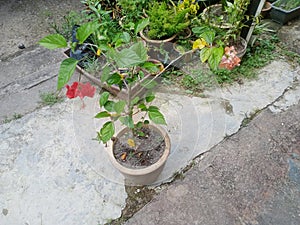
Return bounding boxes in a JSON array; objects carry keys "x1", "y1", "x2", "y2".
[
  {"x1": 270, "y1": 0, "x2": 300, "y2": 24},
  {"x1": 139, "y1": 1, "x2": 191, "y2": 43},
  {"x1": 94, "y1": 41, "x2": 171, "y2": 185},
  {"x1": 201, "y1": 0, "x2": 250, "y2": 55}
]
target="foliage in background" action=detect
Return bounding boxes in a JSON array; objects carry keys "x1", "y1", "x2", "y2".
[
  {"x1": 146, "y1": 1, "x2": 190, "y2": 39},
  {"x1": 274, "y1": 0, "x2": 300, "y2": 10}
]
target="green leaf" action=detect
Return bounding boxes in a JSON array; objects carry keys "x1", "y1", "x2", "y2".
[
  {"x1": 191, "y1": 26, "x2": 209, "y2": 36},
  {"x1": 122, "y1": 32, "x2": 131, "y2": 43},
  {"x1": 149, "y1": 110, "x2": 166, "y2": 125},
  {"x1": 104, "y1": 101, "x2": 115, "y2": 112},
  {"x1": 57, "y1": 58, "x2": 78, "y2": 90},
  {"x1": 136, "y1": 121, "x2": 144, "y2": 129},
  {"x1": 142, "y1": 62, "x2": 160, "y2": 74},
  {"x1": 131, "y1": 96, "x2": 140, "y2": 106},
  {"x1": 99, "y1": 121, "x2": 115, "y2": 143},
  {"x1": 114, "y1": 100, "x2": 126, "y2": 114},
  {"x1": 145, "y1": 94, "x2": 155, "y2": 103},
  {"x1": 76, "y1": 21, "x2": 100, "y2": 44},
  {"x1": 95, "y1": 111, "x2": 111, "y2": 118},
  {"x1": 200, "y1": 47, "x2": 211, "y2": 63},
  {"x1": 148, "y1": 106, "x2": 159, "y2": 112},
  {"x1": 200, "y1": 30, "x2": 215, "y2": 45},
  {"x1": 38, "y1": 34, "x2": 67, "y2": 49},
  {"x1": 107, "y1": 73, "x2": 122, "y2": 86},
  {"x1": 99, "y1": 92, "x2": 110, "y2": 107},
  {"x1": 208, "y1": 46, "x2": 224, "y2": 71},
  {"x1": 114, "y1": 42, "x2": 147, "y2": 68},
  {"x1": 119, "y1": 116, "x2": 134, "y2": 128},
  {"x1": 138, "y1": 103, "x2": 147, "y2": 111},
  {"x1": 141, "y1": 79, "x2": 157, "y2": 89},
  {"x1": 135, "y1": 18, "x2": 150, "y2": 35},
  {"x1": 101, "y1": 66, "x2": 111, "y2": 83}
]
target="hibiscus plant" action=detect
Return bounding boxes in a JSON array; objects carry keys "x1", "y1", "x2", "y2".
[{"x1": 95, "y1": 41, "x2": 167, "y2": 144}]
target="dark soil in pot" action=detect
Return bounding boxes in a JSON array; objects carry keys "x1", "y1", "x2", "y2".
[{"x1": 113, "y1": 127, "x2": 166, "y2": 169}]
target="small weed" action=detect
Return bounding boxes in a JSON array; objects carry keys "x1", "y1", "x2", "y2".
[
  {"x1": 241, "y1": 109, "x2": 261, "y2": 127},
  {"x1": 2, "y1": 113, "x2": 23, "y2": 124},
  {"x1": 40, "y1": 92, "x2": 64, "y2": 106}
]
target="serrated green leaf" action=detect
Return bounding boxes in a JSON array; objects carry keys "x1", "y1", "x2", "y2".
[
  {"x1": 114, "y1": 42, "x2": 147, "y2": 68},
  {"x1": 119, "y1": 116, "x2": 134, "y2": 128},
  {"x1": 114, "y1": 100, "x2": 126, "y2": 114},
  {"x1": 76, "y1": 21, "x2": 100, "y2": 44},
  {"x1": 99, "y1": 92, "x2": 110, "y2": 107},
  {"x1": 99, "y1": 121, "x2": 115, "y2": 143},
  {"x1": 57, "y1": 58, "x2": 78, "y2": 90},
  {"x1": 149, "y1": 110, "x2": 166, "y2": 125},
  {"x1": 38, "y1": 34, "x2": 67, "y2": 49},
  {"x1": 95, "y1": 111, "x2": 111, "y2": 118}
]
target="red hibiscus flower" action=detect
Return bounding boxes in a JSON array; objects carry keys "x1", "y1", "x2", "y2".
[
  {"x1": 66, "y1": 82, "x2": 79, "y2": 99},
  {"x1": 65, "y1": 82, "x2": 96, "y2": 99}
]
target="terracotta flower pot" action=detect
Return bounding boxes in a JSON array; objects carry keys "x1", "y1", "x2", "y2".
[
  {"x1": 107, "y1": 125, "x2": 171, "y2": 186},
  {"x1": 139, "y1": 28, "x2": 177, "y2": 44},
  {"x1": 261, "y1": 1, "x2": 272, "y2": 18}
]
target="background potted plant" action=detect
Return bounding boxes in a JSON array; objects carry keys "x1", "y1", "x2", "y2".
[
  {"x1": 139, "y1": 1, "x2": 191, "y2": 43},
  {"x1": 201, "y1": 0, "x2": 250, "y2": 58},
  {"x1": 270, "y1": 0, "x2": 300, "y2": 24}
]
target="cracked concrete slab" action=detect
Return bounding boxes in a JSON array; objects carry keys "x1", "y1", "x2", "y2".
[
  {"x1": 0, "y1": 102, "x2": 127, "y2": 225},
  {"x1": 125, "y1": 96, "x2": 300, "y2": 225}
]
